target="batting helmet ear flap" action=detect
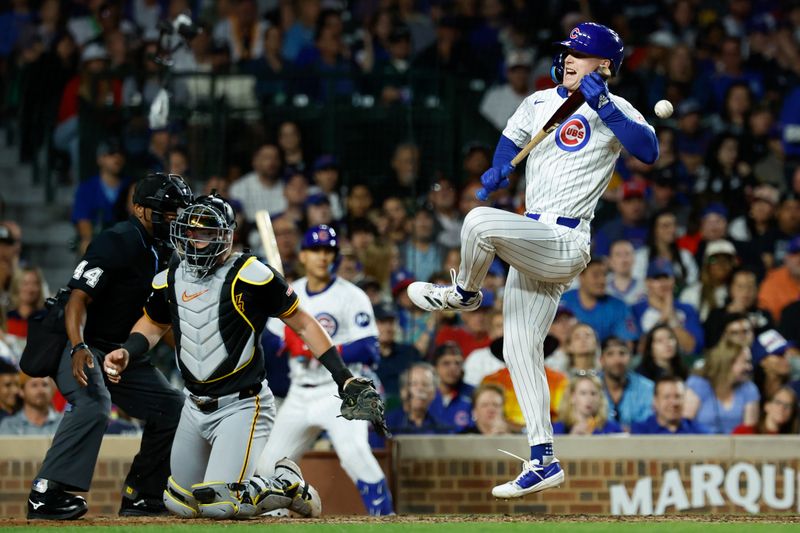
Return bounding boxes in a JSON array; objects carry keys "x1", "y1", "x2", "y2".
[{"x1": 550, "y1": 51, "x2": 566, "y2": 84}]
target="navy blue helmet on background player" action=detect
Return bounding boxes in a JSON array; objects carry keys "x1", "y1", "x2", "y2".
[
  {"x1": 301, "y1": 225, "x2": 339, "y2": 253},
  {"x1": 550, "y1": 22, "x2": 624, "y2": 84},
  {"x1": 170, "y1": 193, "x2": 237, "y2": 277}
]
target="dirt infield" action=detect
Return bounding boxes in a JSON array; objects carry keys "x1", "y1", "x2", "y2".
[{"x1": 2, "y1": 514, "x2": 800, "y2": 526}]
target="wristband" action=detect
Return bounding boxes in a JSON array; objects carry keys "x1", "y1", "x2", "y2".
[
  {"x1": 121, "y1": 332, "x2": 150, "y2": 359},
  {"x1": 70, "y1": 342, "x2": 90, "y2": 357},
  {"x1": 318, "y1": 345, "x2": 354, "y2": 389}
]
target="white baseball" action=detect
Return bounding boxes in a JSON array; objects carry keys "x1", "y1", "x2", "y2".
[{"x1": 655, "y1": 100, "x2": 673, "y2": 119}]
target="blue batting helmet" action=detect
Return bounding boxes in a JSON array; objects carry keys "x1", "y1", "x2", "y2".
[
  {"x1": 301, "y1": 225, "x2": 338, "y2": 251},
  {"x1": 550, "y1": 22, "x2": 624, "y2": 83}
]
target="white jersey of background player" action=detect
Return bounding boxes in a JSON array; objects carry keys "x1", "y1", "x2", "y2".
[
  {"x1": 257, "y1": 225, "x2": 393, "y2": 515},
  {"x1": 408, "y1": 23, "x2": 658, "y2": 499}
]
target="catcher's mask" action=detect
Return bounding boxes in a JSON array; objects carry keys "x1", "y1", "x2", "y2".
[{"x1": 170, "y1": 193, "x2": 236, "y2": 278}]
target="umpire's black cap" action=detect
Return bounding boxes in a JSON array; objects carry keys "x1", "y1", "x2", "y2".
[{"x1": 133, "y1": 175, "x2": 166, "y2": 207}]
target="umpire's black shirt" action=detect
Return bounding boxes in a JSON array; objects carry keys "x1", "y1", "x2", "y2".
[{"x1": 68, "y1": 216, "x2": 159, "y2": 352}]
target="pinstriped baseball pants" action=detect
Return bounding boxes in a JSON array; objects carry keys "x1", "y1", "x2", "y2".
[{"x1": 457, "y1": 207, "x2": 590, "y2": 444}]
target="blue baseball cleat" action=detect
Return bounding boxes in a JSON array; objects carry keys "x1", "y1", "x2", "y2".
[{"x1": 491, "y1": 449, "x2": 565, "y2": 499}]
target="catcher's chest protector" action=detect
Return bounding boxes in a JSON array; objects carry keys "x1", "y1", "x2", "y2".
[{"x1": 167, "y1": 254, "x2": 255, "y2": 383}]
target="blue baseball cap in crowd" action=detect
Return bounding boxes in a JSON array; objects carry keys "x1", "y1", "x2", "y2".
[
  {"x1": 701, "y1": 202, "x2": 729, "y2": 220},
  {"x1": 304, "y1": 192, "x2": 330, "y2": 208},
  {"x1": 787, "y1": 235, "x2": 800, "y2": 254},
  {"x1": 313, "y1": 155, "x2": 338, "y2": 172},
  {"x1": 647, "y1": 258, "x2": 675, "y2": 279}
]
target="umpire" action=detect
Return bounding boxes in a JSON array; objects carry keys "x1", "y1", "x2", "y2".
[{"x1": 27, "y1": 174, "x2": 193, "y2": 520}]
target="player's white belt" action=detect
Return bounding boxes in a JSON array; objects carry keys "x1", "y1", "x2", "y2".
[{"x1": 188, "y1": 383, "x2": 262, "y2": 414}]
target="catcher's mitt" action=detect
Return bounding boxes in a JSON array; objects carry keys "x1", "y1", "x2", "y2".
[{"x1": 339, "y1": 377, "x2": 391, "y2": 438}]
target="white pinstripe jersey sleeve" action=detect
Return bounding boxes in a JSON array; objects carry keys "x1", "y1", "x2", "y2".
[{"x1": 502, "y1": 88, "x2": 654, "y2": 224}]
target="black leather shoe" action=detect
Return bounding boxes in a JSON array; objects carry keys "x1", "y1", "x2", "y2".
[
  {"x1": 27, "y1": 488, "x2": 88, "y2": 520},
  {"x1": 119, "y1": 492, "x2": 168, "y2": 517}
]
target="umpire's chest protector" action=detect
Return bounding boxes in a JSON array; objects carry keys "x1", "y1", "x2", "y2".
[{"x1": 165, "y1": 254, "x2": 262, "y2": 389}]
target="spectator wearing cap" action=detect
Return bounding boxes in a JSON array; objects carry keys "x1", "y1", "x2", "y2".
[
  {"x1": 705, "y1": 268, "x2": 773, "y2": 349},
  {"x1": 674, "y1": 99, "x2": 711, "y2": 178},
  {"x1": 759, "y1": 235, "x2": 800, "y2": 322},
  {"x1": 53, "y1": 43, "x2": 121, "y2": 183},
  {"x1": 679, "y1": 239, "x2": 738, "y2": 320},
  {"x1": 647, "y1": 167, "x2": 691, "y2": 231},
  {"x1": 400, "y1": 209, "x2": 444, "y2": 284},
  {"x1": 479, "y1": 50, "x2": 533, "y2": 132},
  {"x1": 631, "y1": 376, "x2": 709, "y2": 435},
  {"x1": 593, "y1": 181, "x2": 649, "y2": 257},
  {"x1": 374, "y1": 303, "x2": 422, "y2": 411},
  {"x1": 463, "y1": 308, "x2": 505, "y2": 386},
  {"x1": 677, "y1": 203, "x2": 729, "y2": 258},
  {"x1": 230, "y1": 143, "x2": 286, "y2": 223},
  {"x1": 0, "y1": 374, "x2": 61, "y2": 435},
  {"x1": 434, "y1": 290, "x2": 493, "y2": 358},
  {"x1": 560, "y1": 258, "x2": 639, "y2": 344},
  {"x1": 633, "y1": 258, "x2": 704, "y2": 354},
  {"x1": 310, "y1": 155, "x2": 344, "y2": 220},
  {"x1": 371, "y1": 23, "x2": 413, "y2": 106},
  {"x1": 429, "y1": 343, "x2": 474, "y2": 433},
  {"x1": 71, "y1": 140, "x2": 130, "y2": 254},
  {"x1": 428, "y1": 178, "x2": 462, "y2": 248},
  {"x1": 633, "y1": 209, "x2": 698, "y2": 294},
  {"x1": 599, "y1": 337, "x2": 654, "y2": 429},
  {"x1": 0, "y1": 359, "x2": 20, "y2": 420},
  {"x1": 607, "y1": 240, "x2": 647, "y2": 306},
  {"x1": 305, "y1": 193, "x2": 335, "y2": 229},
  {"x1": 729, "y1": 184, "x2": 780, "y2": 267}
]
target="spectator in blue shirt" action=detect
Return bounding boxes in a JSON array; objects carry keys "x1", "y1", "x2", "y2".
[
  {"x1": 429, "y1": 342, "x2": 474, "y2": 432},
  {"x1": 631, "y1": 376, "x2": 709, "y2": 434},
  {"x1": 599, "y1": 337, "x2": 654, "y2": 429},
  {"x1": 71, "y1": 140, "x2": 130, "y2": 254},
  {"x1": 560, "y1": 258, "x2": 639, "y2": 343},
  {"x1": 553, "y1": 374, "x2": 624, "y2": 435},
  {"x1": 593, "y1": 181, "x2": 649, "y2": 257},
  {"x1": 374, "y1": 303, "x2": 422, "y2": 411},
  {"x1": 379, "y1": 363, "x2": 449, "y2": 443},
  {"x1": 684, "y1": 340, "x2": 760, "y2": 434},
  {"x1": 632, "y1": 258, "x2": 705, "y2": 355}
]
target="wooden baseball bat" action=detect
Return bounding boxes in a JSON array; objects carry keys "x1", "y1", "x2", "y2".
[
  {"x1": 254, "y1": 209, "x2": 284, "y2": 275},
  {"x1": 509, "y1": 65, "x2": 611, "y2": 167}
]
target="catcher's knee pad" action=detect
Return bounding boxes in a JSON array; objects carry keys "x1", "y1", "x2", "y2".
[
  {"x1": 163, "y1": 476, "x2": 198, "y2": 518},
  {"x1": 191, "y1": 481, "x2": 244, "y2": 519}
]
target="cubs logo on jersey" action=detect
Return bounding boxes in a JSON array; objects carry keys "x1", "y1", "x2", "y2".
[
  {"x1": 555, "y1": 114, "x2": 591, "y2": 152},
  {"x1": 315, "y1": 312, "x2": 339, "y2": 337}
]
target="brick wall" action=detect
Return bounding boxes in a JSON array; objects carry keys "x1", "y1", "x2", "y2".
[{"x1": 0, "y1": 438, "x2": 390, "y2": 517}]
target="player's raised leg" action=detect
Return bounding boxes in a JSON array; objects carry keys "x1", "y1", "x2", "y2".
[{"x1": 491, "y1": 269, "x2": 566, "y2": 498}]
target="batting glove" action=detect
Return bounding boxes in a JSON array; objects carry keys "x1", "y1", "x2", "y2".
[
  {"x1": 476, "y1": 162, "x2": 514, "y2": 201},
  {"x1": 580, "y1": 72, "x2": 611, "y2": 112}
]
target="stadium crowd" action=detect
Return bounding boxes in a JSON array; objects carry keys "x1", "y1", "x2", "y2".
[{"x1": 1, "y1": 0, "x2": 800, "y2": 445}]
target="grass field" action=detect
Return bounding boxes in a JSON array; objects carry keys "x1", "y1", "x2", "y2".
[{"x1": 2, "y1": 516, "x2": 798, "y2": 533}]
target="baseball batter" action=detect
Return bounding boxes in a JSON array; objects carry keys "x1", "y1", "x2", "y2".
[
  {"x1": 408, "y1": 23, "x2": 658, "y2": 498},
  {"x1": 104, "y1": 197, "x2": 384, "y2": 519},
  {"x1": 257, "y1": 225, "x2": 393, "y2": 516}
]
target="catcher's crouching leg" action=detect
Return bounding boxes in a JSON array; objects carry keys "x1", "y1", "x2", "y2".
[
  {"x1": 163, "y1": 476, "x2": 199, "y2": 518},
  {"x1": 191, "y1": 482, "x2": 247, "y2": 519},
  {"x1": 260, "y1": 458, "x2": 322, "y2": 517}
]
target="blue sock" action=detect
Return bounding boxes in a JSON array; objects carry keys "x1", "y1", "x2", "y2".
[
  {"x1": 456, "y1": 286, "x2": 478, "y2": 301},
  {"x1": 531, "y1": 443, "x2": 554, "y2": 465},
  {"x1": 356, "y1": 479, "x2": 394, "y2": 516}
]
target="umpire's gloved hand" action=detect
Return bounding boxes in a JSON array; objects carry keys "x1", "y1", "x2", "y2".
[
  {"x1": 476, "y1": 162, "x2": 514, "y2": 201},
  {"x1": 580, "y1": 72, "x2": 611, "y2": 112}
]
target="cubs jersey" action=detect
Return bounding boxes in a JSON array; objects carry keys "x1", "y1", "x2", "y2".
[
  {"x1": 287, "y1": 276, "x2": 378, "y2": 387},
  {"x1": 503, "y1": 86, "x2": 653, "y2": 222},
  {"x1": 145, "y1": 253, "x2": 299, "y2": 397}
]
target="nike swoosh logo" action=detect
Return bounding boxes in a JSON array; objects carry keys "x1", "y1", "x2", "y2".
[
  {"x1": 182, "y1": 289, "x2": 208, "y2": 302},
  {"x1": 371, "y1": 497, "x2": 385, "y2": 506},
  {"x1": 29, "y1": 500, "x2": 44, "y2": 510},
  {"x1": 534, "y1": 100, "x2": 545, "y2": 105},
  {"x1": 132, "y1": 500, "x2": 146, "y2": 507}
]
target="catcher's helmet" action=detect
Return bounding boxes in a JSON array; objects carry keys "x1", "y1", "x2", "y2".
[
  {"x1": 550, "y1": 22, "x2": 624, "y2": 83},
  {"x1": 301, "y1": 225, "x2": 338, "y2": 252},
  {"x1": 170, "y1": 193, "x2": 237, "y2": 278},
  {"x1": 133, "y1": 173, "x2": 194, "y2": 245}
]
